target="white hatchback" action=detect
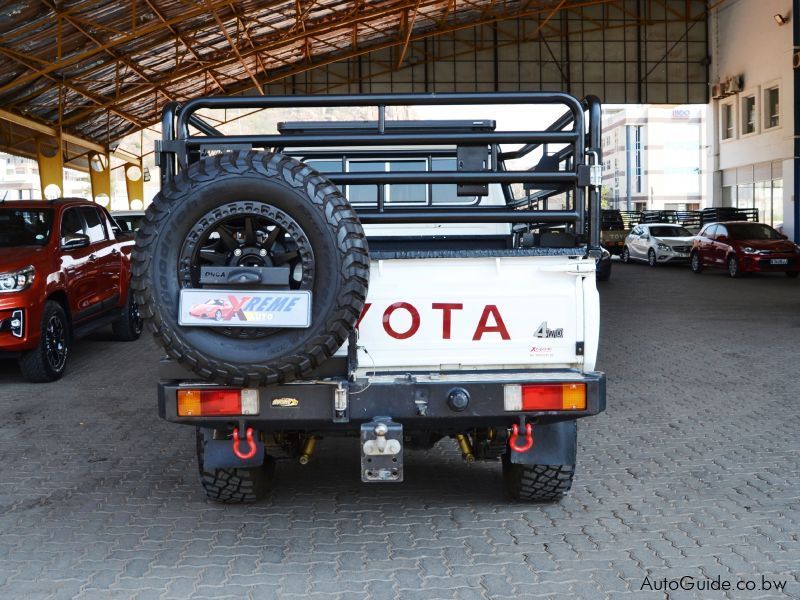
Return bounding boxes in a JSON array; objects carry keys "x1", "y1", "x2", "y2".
[{"x1": 622, "y1": 223, "x2": 695, "y2": 266}]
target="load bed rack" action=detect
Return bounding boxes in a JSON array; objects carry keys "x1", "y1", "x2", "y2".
[{"x1": 156, "y1": 92, "x2": 602, "y2": 253}]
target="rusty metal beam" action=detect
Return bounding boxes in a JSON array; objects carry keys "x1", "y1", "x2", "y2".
[
  {"x1": 2, "y1": 0, "x2": 710, "y2": 145},
  {"x1": 396, "y1": 0, "x2": 423, "y2": 69},
  {"x1": 0, "y1": 45, "x2": 147, "y2": 130},
  {"x1": 0, "y1": 0, "x2": 244, "y2": 96},
  {"x1": 38, "y1": 0, "x2": 174, "y2": 102},
  {"x1": 0, "y1": 108, "x2": 140, "y2": 165},
  {"x1": 59, "y1": 0, "x2": 568, "y2": 127},
  {"x1": 143, "y1": 0, "x2": 226, "y2": 92},
  {"x1": 206, "y1": 0, "x2": 263, "y2": 92}
]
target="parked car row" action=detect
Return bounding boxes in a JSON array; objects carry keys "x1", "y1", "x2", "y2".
[
  {"x1": 600, "y1": 207, "x2": 761, "y2": 256},
  {"x1": 621, "y1": 221, "x2": 800, "y2": 278}
]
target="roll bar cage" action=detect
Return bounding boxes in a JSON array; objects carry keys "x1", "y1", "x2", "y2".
[{"x1": 155, "y1": 92, "x2": 602, "y2": 251}]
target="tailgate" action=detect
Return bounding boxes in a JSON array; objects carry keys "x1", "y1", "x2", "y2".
[{"x1": 339, "y1": 254, "x2": 599, "y2": 373}]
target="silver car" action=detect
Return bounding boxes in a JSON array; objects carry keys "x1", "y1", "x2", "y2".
[{"x1": 622, "y1": 223, "x2": 694, "y2": 267}]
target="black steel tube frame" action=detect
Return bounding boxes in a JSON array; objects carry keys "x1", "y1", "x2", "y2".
[
  {"x1": 157, "y1": 92, "x2": 601, "y2": 249},
  {"x1": 357, "y1": 209, "x2": 579, "y2": 224}
]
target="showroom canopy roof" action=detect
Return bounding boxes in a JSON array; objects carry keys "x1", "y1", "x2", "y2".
[{"x1": 0, "y1": 0, "x2": 714, "y2": 154}]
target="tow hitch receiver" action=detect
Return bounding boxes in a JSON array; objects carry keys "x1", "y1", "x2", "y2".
[{"x1": 361, "y1": 417, "x2": 403, "y2": 482}]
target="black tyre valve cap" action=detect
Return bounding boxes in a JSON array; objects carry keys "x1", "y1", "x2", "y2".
[{"x1": 447, "y1": 388, "x2": 470, "y2": 412}]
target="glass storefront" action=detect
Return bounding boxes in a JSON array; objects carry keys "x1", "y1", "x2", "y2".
[{"x1": 734, "y1": 178, "x2": 783, "y2": 226}]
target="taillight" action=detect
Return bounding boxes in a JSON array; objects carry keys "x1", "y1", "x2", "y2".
[
  {"x1": 177, "y1": 388, "x2": 259, "y2": 416},
  {"x1": 504, "y1": 383, "x2": 586, "y2": 411}
]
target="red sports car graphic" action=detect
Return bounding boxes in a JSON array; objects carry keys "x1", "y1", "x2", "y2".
[{"x1": 188, "y1": 298, "x2": 237, "y2": 321}]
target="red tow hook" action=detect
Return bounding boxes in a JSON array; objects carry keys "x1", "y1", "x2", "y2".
[
  {"x1": 232, "y1": 427, "x2": 257, "y2": 460},
  {"x1": 509, "y1": 423, "x2": 534, "y2": 452}
]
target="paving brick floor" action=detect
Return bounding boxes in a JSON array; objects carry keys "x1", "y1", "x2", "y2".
[{"x1": 0, "y1": 262, "x2": 798, "y2": 599}]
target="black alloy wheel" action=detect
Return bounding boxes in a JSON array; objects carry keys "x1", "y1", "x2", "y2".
[
  {"x1": 44, "y1": 314, "x2": 67, "y2": 372},
  {"x1": 179, "y1": 206, "x2": 315, "y2": 340}
]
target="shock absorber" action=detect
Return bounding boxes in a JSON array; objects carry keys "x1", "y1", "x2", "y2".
[
  {"x1": 454, "y1": 434, "x2": 475, "y2": 463},
  {"x1": 298, "y1": 436, "x2": 318, "y2": 465}
]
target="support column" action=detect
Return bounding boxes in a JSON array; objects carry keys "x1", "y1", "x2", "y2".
[
  {"x1": 793, "y1": 0, "x2": 799, "y2": 242},
  {"x1": 88, "y1": 152, "x2": 111, "y2": 208},
  {"x1": 124, "y1": 163, "x2": 144, "y2": 210},
  {"x1": 35, "y1": 137, "x2": 63, "y2": 199}
]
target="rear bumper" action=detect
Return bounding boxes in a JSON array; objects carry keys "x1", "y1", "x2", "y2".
[{"x1": 158, "y1": 369, "x2": 606, "y2": 432}]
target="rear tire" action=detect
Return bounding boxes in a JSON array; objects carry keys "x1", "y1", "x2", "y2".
[
  {"x1": 502, "y1": 454, "x2": 574, "y2": 502},
  {"x1": 690, "y1": 251, "x2": 703, "y2": 274},
  {"x1": 621, "y1": 246, "x2": 631, "y2": 264},
  {"x1": 18, "y1": 301, "x2": 69, "y2": 383},
  {"x1": 196, "y1": 429, "x2": 275, "y2": 504},
  {"x1": 111, "y1": 286, "x2": 143, "y2": 341},
  {"x1": 727, "y1": 255, "x2": 741, "y2": 278}
]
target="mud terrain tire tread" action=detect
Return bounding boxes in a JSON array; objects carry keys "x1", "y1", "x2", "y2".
[
  {"x1": 196, "y1": 429, "x2": 274, "y2": 504},
  {"x1": 502, "y1": 456, "x2": 575, "y2": 502},
  {"x1": 131, "y1": 151, "x2": 369, "y2": 386}
]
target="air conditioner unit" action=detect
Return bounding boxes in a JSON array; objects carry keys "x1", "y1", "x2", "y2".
[
  {"x1": 711, "y1": 83, "x2": 724, "y2": 99},
  {"x1": 724, "y1": 75, "x2": 743, "y2": 94},
  {"x1": 793, "y1": 51, "x2": 800, "y2": 69}
]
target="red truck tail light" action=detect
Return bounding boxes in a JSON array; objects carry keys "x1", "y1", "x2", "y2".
[
  {"x1": 177, "y1": 388, "x2": 259, "y2": 416},
  {"x1": 504, "y1": 383, "x2": 586, "y2": 411}
]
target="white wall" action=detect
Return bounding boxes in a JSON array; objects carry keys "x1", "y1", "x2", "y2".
[{"x1": 708, "y1": 0, "x2": 794, "y2": 236}]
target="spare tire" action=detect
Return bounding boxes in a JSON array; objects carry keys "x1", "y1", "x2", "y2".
[{"x1": 132, "y1": 150, "x2": 369, "y2": 386}]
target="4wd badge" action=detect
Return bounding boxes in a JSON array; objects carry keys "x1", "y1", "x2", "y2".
[
  {"x1": 534, "y1": 321, "x2": 563, "y2": 338},
  {"x1": 271, "y1": 397, "x2": 299, "y2": 407}
]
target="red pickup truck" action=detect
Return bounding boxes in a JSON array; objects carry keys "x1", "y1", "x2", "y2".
[{"x1": 0, "y1": 199, "x2": 141, "y2": 382}]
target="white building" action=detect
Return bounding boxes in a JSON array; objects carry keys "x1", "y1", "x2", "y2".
[
  {"x1": 601, "y1": 105, "x2": 707, "y2": 212},
  {"x1": 707, "y1": 0, "x2": 793, "y2": 234}
]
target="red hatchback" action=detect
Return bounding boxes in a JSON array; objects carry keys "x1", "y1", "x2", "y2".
[{"x1": 690, "y1": 221, "x2": 800, "y2": 278}]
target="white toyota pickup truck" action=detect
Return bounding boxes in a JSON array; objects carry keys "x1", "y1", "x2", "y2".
[{"x1": 135, "y1": 92, "x2": 606, "y2": 503}]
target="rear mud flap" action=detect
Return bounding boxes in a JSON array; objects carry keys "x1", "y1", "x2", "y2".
[
  {"x1": 201, "y1": 431, "x2": 265, "y2": 470},
  {"x1": 361, "y1": 417, "x2": 403, "y2": 482},
  {"x1": 510, "y1": 420, "x2": 577, "y2": 466}
]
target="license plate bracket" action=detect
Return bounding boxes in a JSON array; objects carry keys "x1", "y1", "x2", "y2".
[{"x1": 179, "y1": 289, "x2": 312, "y2": 328}]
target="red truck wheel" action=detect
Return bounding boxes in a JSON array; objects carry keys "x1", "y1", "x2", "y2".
[
  {"x1": 18, "y1": 301, "x2": 69, "y2": 383},
  {"x1": 112, "y1": 286, "x2": 143, "y2": 341}
]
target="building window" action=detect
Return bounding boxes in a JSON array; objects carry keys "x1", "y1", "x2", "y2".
[
  {"x1": 741, "y1": 95, "x2": 756, "y2": 135},
  {"x1": 765, "y1": 86, "x2": 780, "y2": 129},
  {"x1": 736, "y1": 183, "x2": 754, "y2": 213},
  {"x1": 633, "y1": 125, "x2": 642, "y2": 193},
  {"x1": 721, "y1": 186, "x2": 734, "y2": 207},
  {"x1": 721, "y1": 103, "x2": 734, "y2": 140}
]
